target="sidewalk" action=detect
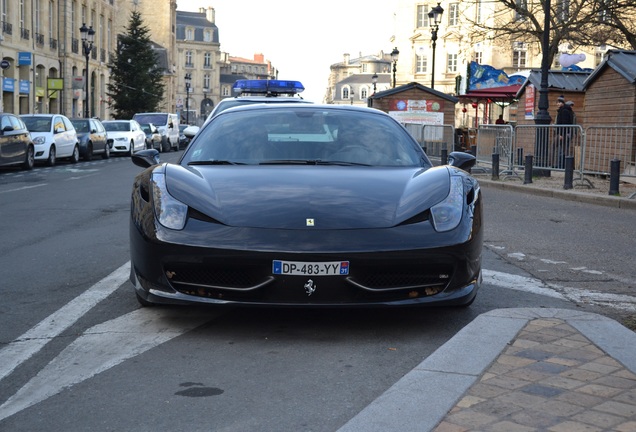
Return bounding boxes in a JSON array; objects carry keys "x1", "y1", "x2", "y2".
[
  {"x1": 338, "y1": 176, "x2": 636, "y2": 431},
  {"x1": 338, "y1": 308, "x2": 636, "y2": 432}
]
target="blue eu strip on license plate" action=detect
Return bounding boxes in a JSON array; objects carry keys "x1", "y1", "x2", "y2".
[{"x1": 272, "y1": 260, "x2": 349, "y2": 276}]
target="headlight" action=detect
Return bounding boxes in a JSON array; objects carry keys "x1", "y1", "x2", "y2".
[
  {"x1": 115, "y1": 137, "x2": 127, "y2": 142},
  {"x1": 33, "y1": 136, "x2": 46, "y2": 145},
  {"x1": 430, "y1": 175, "x2": 464, "y2": 232},
  {"x1": 151, "y1": 172, "x2": 188, "y2": 230}
]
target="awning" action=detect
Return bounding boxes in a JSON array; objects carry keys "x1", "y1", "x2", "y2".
[{"x1": 458, "y1": 84, "x2": 522, "y2": 103}]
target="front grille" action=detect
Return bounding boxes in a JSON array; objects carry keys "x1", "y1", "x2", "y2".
[{"x1": 166, "y1": 263, "x2": 267, "y2": 290}]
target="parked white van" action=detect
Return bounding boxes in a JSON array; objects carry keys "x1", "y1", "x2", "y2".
[{"x1": 132, "y1": 113, "x2": 179, "y2": 152}]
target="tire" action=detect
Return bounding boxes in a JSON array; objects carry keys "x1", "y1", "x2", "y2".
[
  {"x1": 136, "y1": 291, "x2": 153, "y2": 307},
  {"x1": 102, "y1": 143, "x2": 110, "y2": 159},
  {"x1": 46, "y1": 145, "x2": 56, "y2": 166},
  {"x1": 83, "y1": 143, "x2": 93, "y2": 161},
  {"x1": 70, "y1": 145, "x2": 80, "y2": 164},
  {"x1": 22, "y1": 145, "x2": 35, "y2": 170},
  {"x1": 157, "y1": 140, "x2": 163, "y2": 153},
  {"x1": 128, "y1": 140, "x2": 134, "y2": 157}
]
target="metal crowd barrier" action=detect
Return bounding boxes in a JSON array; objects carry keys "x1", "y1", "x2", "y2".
[{"x1": 402, "y1": 123, "x2": 636, "y2": 184}]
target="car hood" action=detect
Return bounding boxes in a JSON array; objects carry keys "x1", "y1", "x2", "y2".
[
  {"x1": 107, "y1": 131, "x2": 133, "y2": 138},
  {"x1": 162, "y1": 164, "x2": 452, "y2": 229}
]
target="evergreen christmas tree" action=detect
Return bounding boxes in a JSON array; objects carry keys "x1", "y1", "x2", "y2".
[{"x1": 107, "y1": 10, "x2": 165, "y2": 119}]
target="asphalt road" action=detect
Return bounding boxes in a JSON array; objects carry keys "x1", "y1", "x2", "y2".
[{"x1": 0, "y1": 155, "x2": 633, "y2": 431}]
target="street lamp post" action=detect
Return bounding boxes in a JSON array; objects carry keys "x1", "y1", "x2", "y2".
[
  {"x1": 184, "y1": 73, "x2": 192, "y2": 125},
  {"x1": 534, "y1": 0, "x2": 552, "y2": 175},
  {"x1": 391, "y1": 47, "x2": 399, "y2": 88},
  {"x1": 79, "y1": 23, "x2": 95, "y2": 118},
  {"x1": 371, "y1": 73, "x2": 378, "y2": 94},
  {"x1": 428, "y1": 3, "x2": 444, "y2": 90}
]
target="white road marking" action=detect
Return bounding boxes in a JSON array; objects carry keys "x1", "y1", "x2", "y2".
[
  {"x1": 0, "y1": 262, "x2": 130, "y2": 382},
  {"x1": 1, "y1": 266, "x2": 635, "y2": 421},
  {"x1": 0, "y1": 184, "x2": 47, "y2": 194},
  {"x1": 0, "y1": 308, "x2": 211, "y2": 421}
]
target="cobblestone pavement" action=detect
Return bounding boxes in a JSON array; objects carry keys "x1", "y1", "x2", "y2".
[
  {"x1": 338, "y1": 309, "x2": 636, "y2": 432},
  {"x1": 435, "y1": 318, "x2": 636, "y2": 432}
]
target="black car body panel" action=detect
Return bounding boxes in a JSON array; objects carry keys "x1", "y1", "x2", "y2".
[{"x1": 130, "y1": 104, "x2": 483, "y2": 308}]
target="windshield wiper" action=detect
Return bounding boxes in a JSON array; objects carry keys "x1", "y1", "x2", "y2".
[
  {"x1": 188, "y1": 160, "x2": 245, "y2": 165},
  {"x1": 259, "y1": 159, "x2": 371, "y2": 166}
]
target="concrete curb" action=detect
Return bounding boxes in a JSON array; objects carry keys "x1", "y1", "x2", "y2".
[
  {"x1": 337, "y1": 308, "x2": 636, "y2": 432},
  {"x1": 477, "y1": 178, "x2": 636, "y2": 210}
]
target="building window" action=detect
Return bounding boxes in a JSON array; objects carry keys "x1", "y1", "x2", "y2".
[
  {"x1": 203, "y1": 30, "x2": 211, "y2": 42},
  {"x1": 186, "y1": 28, "x2": 193, "y2": 40},
  {"x1": 556, "y1": 0, "x2": 569, "y2": 22},
  {"x1": 342, "y1": 87, "x2": 350, "y2": 100},
  {"x1": 185, "y1": 51, "x2": 193, "y2": 67},
  {"x1": 447, "y1": 54, "x2": 458, "y2": 73},
  {"x1": 203, "y1": 74, "x2": 210, "y2": 89},
  {"x1": 448, "y1": 3, "x2": 459, "y2": 26},
  {"x1": 416, "y1": 54, "x2": 428, "y2": 73},
  {"x1": 515, "y1": 0, "x2": 528, "y2": 21},
  {"x1": 416, "y1": 4, "x2": 431, "y2": 28},
  {"x1": 475, "y1": 0, "x2": 482, "y2": 23},
  {"x1": 204, "y1": 52, "x2": 211, "y2": 67},
  {"x1": 361, "y1": 87, "x2": 368, "y2": 99},
  {"x1": 474, "y1": 51, "x2": 483, "y2": 64},
  {"x1": 222, "y1": 85, "x2": 230, "y2": 96},
  {"x1": 512, "y1": 43, "x2": 527, "y2": 68}
]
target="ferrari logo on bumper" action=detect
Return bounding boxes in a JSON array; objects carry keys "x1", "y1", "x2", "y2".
[{"x1": 304, "y1": 279, "x2": 316, "y2": 296}]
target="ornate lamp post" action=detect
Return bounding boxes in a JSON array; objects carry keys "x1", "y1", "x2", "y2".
[
  {"x1": 184, "y1": 73, "x2": 192, "y2": 125},
  {"x1": 533, "y1": 0, "x2": 552, "y2": 175},
  {"x1": 391, "y1": 47, "x2": 399, "y2": 88},
  {"x1": 428, "y1": 3, "x2": 444, "y2": 89},
  {"x1": 79, "y1": 23, "x2": 95, "y2": 118},
  {"x1": 371, "y1": 73, "x2": 378, "y2": 93}
]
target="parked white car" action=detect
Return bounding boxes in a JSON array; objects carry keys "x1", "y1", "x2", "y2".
[
  {"x1": 21, "y1": 114, "x2": 80, "y2": 166},
  {"x1": 102, "y1": 120, "x2": 146, "y2": 156}
]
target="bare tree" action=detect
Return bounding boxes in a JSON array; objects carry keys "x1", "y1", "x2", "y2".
[{"x1": 462, "y1": 0, "x2": 636, "y2": 66}]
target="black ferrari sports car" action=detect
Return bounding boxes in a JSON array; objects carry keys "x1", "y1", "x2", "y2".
[{"x1": 130, "y1": 104, "x2": 483, "y2": 308}]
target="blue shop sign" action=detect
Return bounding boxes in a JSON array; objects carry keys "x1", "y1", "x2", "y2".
[
  {"x1": 2, "y1": 77, "x2": 15, "y2": 92},
  {"x1": 18, "y1": 52, "x2": 32, "y2": 66},
  {"x1": 19, "y1": 80, "x2": 30, "y2": 94}
]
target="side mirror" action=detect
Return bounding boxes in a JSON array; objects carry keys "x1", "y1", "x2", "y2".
[
  {"x1": 55, "y1": 127, "x2": 65, "y2": 134},
  {"x1": 90, "y1": 129, "x2": 97, "y2": 134},
  {"x1": 131, "y1": 149, "x2": 160, "y2": 168},
  {"x1": 448, "y1": 151, "x2": 477, "y2": 172}
]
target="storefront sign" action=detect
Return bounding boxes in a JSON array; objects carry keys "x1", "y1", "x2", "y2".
[
  {"x1": 2, "y1": 77, "x2": 15, "y2": 92},
  {"x1": 19, "y1": 80, "x2": 30, "y2": 94},
  {"x1": 18, "y1": 52, "x2": 32, "y2": 66}
]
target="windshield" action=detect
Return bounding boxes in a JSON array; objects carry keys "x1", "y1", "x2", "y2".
[
  {"x1": 182, "y1": 107, "x2": 429, "y2": 168},
  {"x1": 133, "y1": 114, "x2": 168, "y2": 125},
  {"x1": 103, "y1": 122, "x2": 130, "y2": 132},
  {"x1": 71, "y1": 120, "x2": 90, "y2": 133},
  {"x1": 22, "y1": 116, "x2": 53, "y2": 132}
]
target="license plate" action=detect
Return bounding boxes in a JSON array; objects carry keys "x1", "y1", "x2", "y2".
[{"x1": 272, "y1": 260, "x2": 349, "y2": 276}]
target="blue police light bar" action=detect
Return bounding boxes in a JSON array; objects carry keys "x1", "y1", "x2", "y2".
[{"x1": 233, "y1": 79, "x2": 305, "y2": 95}]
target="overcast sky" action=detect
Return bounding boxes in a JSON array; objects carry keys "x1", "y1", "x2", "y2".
[{"x1": 177, "y1": 0, "x2": 396, "y2": 102}]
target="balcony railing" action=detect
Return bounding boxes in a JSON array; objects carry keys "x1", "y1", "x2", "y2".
[
  {"x1": 21, "y1": 27, "x2": 30, "y2": 40},
  {"x1": 35, "y1": 33, "x2": 45, "y2": 45},
  {"x1": 91, "y1": 48, "x2": 97, "y2": 60},
  {"x1": 50, "y1": 38, "x2": 57, "y2": 50},
  {"x1": 2, "y1": 21, "x2": 12, "y2": 35},
  {"x1": 71, "y1": 38, "x2": 79, "y2": 54},
  {"x1": 100, "y1": 48, "x2": 106, "y2": 63}
]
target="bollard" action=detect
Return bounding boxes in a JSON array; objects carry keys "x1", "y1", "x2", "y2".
[
  {"x1": 492, "y1": 153, "x2": 500, "y2": 180},
  {"x1": 440, "y1": 148, "x2": 448, "y2": 165},
  {"x1": 563, "y1": 156, "x2": 574, "y2": 190},
  {"x1": 470, "y1": 145, "x2": 477, "y2": 156},
  {"x1": 524, "y1": 155, "x2": 533, "y2": 184},
  {"x1": 609, "y1": 159, "x2": 620, "y2": 196},
  {"x1": 517, "y1": 148, "x2": 524, "y2": 166}
]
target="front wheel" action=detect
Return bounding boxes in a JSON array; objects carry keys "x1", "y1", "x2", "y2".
[
  {"x1": 83, "y1": 143, "x2": 93, "y2": 161},
  {"x1": 46, "y1": 146, "x2": 57, "y2": 166},
  {"x1": 23, "y1": 145, "x2": 35, "y2": 170},
  {"x1": 102, "y1": 143, "x2": 110, "y2": 159},
  {"x1": 127, "y1": 141, "x2": 134, "y2": 157},
  {"x1": 70, "y1": 145, "x2": 80, "y2": 164}
]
